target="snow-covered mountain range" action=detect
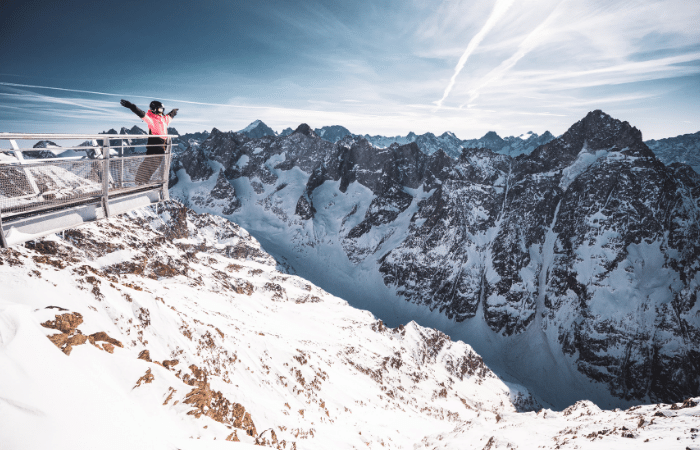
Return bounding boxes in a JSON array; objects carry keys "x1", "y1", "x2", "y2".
[
  {"x1": 104, "y1": 119, "x2": 699, "y2": 170},
  {"x1": 169, "y1": 111, "x2": 700, "y2": 410},
  {"x1": 2, "y1": 202, "x2": 697, "y2": 449},
  {"x1": 233, "y1": 120, "x2": 556, "y2": 159}
]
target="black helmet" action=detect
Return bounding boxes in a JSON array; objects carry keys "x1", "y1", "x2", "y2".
[{"x1": 149, "y1": 100, "x2": 164, "y2": 114}]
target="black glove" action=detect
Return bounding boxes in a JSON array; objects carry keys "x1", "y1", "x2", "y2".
[
  {"x1": 168, "y1": 108, "x2": 179, "y2": 118},
  {"x1": 121, "y1": 100, "x2": 145, "y2": 118}
]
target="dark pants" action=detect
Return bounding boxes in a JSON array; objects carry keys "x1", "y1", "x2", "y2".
[{"x1": 135, "y1": 136, "x2": 166, "y2": 185}]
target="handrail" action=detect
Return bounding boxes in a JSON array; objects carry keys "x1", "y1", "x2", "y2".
[
  {"x1": 0, "y1": 133, "x2": 176, "y2": 247},
  {"x1": 0, "y1": 133, "x2": 174, "y2": 140}
]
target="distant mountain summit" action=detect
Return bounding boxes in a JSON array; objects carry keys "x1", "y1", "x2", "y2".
[
  {"x1": 238, "y1": 120, "x2": 277, "y2": 139},
  {"x1": 292, "y1": 123, "x2": 318, "y2": 138},
  {"x1": 645, "y1": 130, "x2": 700, "y2": 174},
  {"x1": 314, "y1": 125, "x2": 352, "y2": 142},
  {"x1": 311, "y1": 128, "x2": 557, "y2": 158},
  {"x1": 279, "y1": 127, "x2": 294, "y2": 137},
  {"x1": 462, "y1": 130, "x2": 556, "y2": 157}
]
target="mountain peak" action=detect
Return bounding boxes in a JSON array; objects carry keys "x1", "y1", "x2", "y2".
[
  {"x1": 314, "y1": 125, "x2": 352, "y2": 143},
  {"x1": 292, "y1": 123, "x2": 317, "y2": 138},
  {"x1": 481, "y1": 131, "x2": 503, "y2": 141},
  {"x1": 239, "y1": 120, "x2": 276, "y2": 139},
  {"x1": 564, "y1": 110, "x2": 646, "y2": 152}
]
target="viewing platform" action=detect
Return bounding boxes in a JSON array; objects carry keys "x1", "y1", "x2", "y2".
[{"x1": 0, "y1": 133, "x2": 175, "y2": 248}]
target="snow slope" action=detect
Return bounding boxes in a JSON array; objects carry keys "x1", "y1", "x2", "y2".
[
  {"x1": 0, "y1": 201, "x2": 533, "y2": 449},
  {"x1": 1, "y1": 202, "x2": 697, "y2": 449}
]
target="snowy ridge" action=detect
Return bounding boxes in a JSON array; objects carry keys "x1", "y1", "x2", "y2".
[
  {"x1": 170, "y1": 111, "x2": 700, "y2": 409},
  {"x1": 0, "y1": 201, "x2": 537, "y2": 449}
]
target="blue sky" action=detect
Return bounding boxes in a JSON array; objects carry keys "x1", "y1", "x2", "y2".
[{"x1": 1, "y1": 0, "x2": 699, "y2": 140}]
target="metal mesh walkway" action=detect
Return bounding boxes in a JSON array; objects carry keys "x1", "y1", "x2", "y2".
[{"x1": 0, "y1": 133, "x2": 174, "y2": 247}]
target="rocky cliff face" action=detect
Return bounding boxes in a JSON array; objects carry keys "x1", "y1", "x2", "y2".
[{"x1": 170, "y1": 110, "x2": 700, "y2": 407}]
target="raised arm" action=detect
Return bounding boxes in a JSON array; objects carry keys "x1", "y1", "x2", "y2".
[
  {"x1": 120, "y1": 99, "x2": 145, "y2": 119},
  {"x1": 168, "y1": 108, "x2": 179, "y2": 118}
]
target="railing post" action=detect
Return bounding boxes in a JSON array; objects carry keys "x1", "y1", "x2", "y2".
[
  {"x1": 119, "y1": 139, "x2": 125, "y2": 188},
  {"x1": 0, "y1": 213, "x2": 7, "y2": 249},
  {"x1": 102, "y1": 139, "x2": 111, "y2": 218},
  {"x1": 10, "y1": 140, "x2": 41, "y2": 197},
  {"x1": 161, "y1": 138, "x2": 171, "y2": 201}
]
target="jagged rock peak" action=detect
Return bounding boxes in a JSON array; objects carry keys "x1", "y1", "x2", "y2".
[
  {"x1": 566, "y1": 109, "x2": 644, "y2": 150},
  {"x1": 314, "y1": 125, "x2": 352, "y2": 143},
  {"x1": 33, "y1": 140, "x2": 60, "y2": 148},
  {"x1": 292, "y1": 123, "x2": 318, "y2": 138},
  {"x1": 120, "y1": 125, "x2": 146, "y2": 135},
  {"x1": 481, "y1": 131, "x2": 503, "y2": 141},
  {"x1": 239, "y1": 120, "x2": 276, "y2": 139}
]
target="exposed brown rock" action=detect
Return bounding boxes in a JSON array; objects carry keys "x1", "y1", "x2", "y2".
[
  {"x1": 670, "y1": 398, "x2": 698, "y2": 410},
  {"x1": 67, "y1": 334, "x2": 87, "y2": 347},
  {"x1": 189, "y1": 364, "x2": 207, "y2": 382},
  {"x1": 47, "y1": 333, "x2": 69, "y2": 349},
  {"x1": 183, "y1": 381, "x2": 214, "y2": 419},
  {"x1": 233, "y1": 279, "x2": 254, "y2": 296},
  {"x1": 233, "y1": 405, "x2": 257, "y2": 437},
  {"x1": 102, "y1": 343, "x2": 115, "y2": 354},
  {"x1": 150, "y1": 260, "x2": 184, "y2": 278},
  {"x1": 41, "y1": 312, "x2": 83, "y2": 334},
  {"x1": 181, "y1": 364, "x2": 257, "y2": 438},
  {"x1": 89, "y1": 331, "x2": 123, "y2": 348},
  {"x1": 163, "y1": 387, "x2": 176, "y2": 406},
  {"x1": 138, "y1": 349, "x2": 152, "y2": 362},
  {"x1": 134, "y1": 368, "x2": 154, "y2": 388},
  {"x1": 256, "y1": 429, "x2": 279, "y2": 446},
  {"x1": 163, "y1": 359, "x2": 180, "y2": 370},
  {"x1": 62, "y1": 333, "x2": 88, "y2": 356}
]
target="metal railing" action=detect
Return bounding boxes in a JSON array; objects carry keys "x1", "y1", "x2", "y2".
[{"x1": 0, "y1": 133, "x2": 175, "y2": 248}]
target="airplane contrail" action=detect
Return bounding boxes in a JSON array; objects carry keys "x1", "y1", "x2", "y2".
[
  {"x1": 0, "y1": 82, "x2": 267, "y2": 110},
  {"x1": 463, "y1": 1, "x2": 564, "y2": 106},
  {"x1": 435, "y1": 0, "x2": 515, "y2": 110}
]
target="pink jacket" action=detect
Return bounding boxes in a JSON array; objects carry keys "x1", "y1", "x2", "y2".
[{"x1": 142, "y1": 110, "x2": 172, "y2": 136}]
